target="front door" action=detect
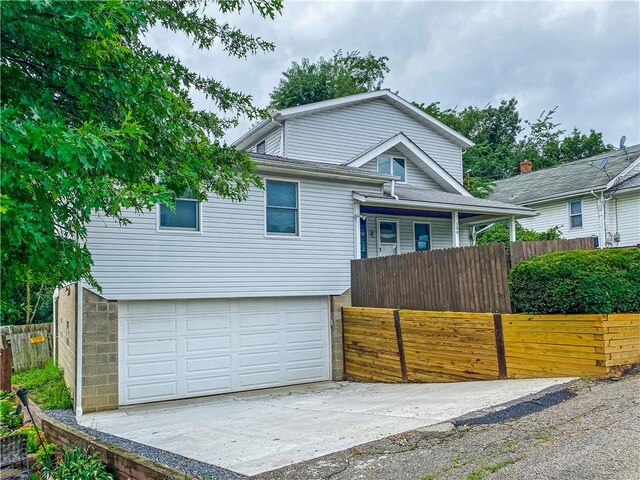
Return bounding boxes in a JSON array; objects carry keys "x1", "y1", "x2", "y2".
[{"x1": 378, "y1": 219, "x2": 399, "y2": 256}]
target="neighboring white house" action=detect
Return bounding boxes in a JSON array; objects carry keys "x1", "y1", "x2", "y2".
[
  {"x1": 57, "y1": 90, "x2": 535, "y2": 414},
  {"x1": 489, "y1": 145, "x2": 640, "y2": 248}
]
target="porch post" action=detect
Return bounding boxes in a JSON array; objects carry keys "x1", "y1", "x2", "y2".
[
  {"x1": 509, "y1": 215, "x2": 517, "y2": 242},
  {"x1": 354, "y1": 203, "x2": 361, "y2": 259},
  {"x1": 452, "y1": 211, "x2": 460, "y2": 247}
]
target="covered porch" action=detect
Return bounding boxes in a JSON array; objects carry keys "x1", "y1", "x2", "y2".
[{"x1": 353, "y1": 186, "x2": 536, "y2": 259}]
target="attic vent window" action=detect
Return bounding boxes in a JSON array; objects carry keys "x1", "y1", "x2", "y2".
[
  {"x1": 256, "y1": 140, "x2": 266, "y2": 154},
  {"x1": 377, "y1": 155, "x2": 406, "y2": 183}
]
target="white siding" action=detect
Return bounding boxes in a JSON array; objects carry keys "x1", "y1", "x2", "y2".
[
  {"x1": 358, "y1": 153, "x2": 443, "y2": 191},
  {"x1": 87, "y1": 176, "x2": 363, "y2": 300},
  {"x1": 285, "y1": 99, "x2": 464, "y2": 181},
  {"x1": 362, "y1": 214, "x2": 455, "y2": 258},
  {"x1": 249, "y1": 127, "x2": 282, "y2": 155},
  {"x1": 606, "y1": 190, "x2": 640, "y2": 247},
  {"x1": 518, "y1": 195, "x2": 600, "y2": 240}
]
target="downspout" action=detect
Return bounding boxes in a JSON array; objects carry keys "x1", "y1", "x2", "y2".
[
  {"x1": 590, "y1": 190, "x2": 606, "y2": 248},
  {"x1": 390, "y1": 179, "x2": 399, "y2": 200},
  {"x1": 271, "y1": 116, "x2": 285, "y2": 157},
  {"x1": 75, "y1": 280, "x2": 83, "y2": 417},
  {"x1": 52, "y1": 288, "x2": 59, "y2": 365}
]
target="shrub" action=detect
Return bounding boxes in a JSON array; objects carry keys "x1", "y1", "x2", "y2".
[
  {"x1": 476, "y1": 221, "x2": 561, "y2": 255},
  {"x1": 11, "y1": 360, "x2": 72, "y2": 410},
  {"x1": 510, "y1": 248, "x2": 640, "y2": 314},
  {"x1": 43, "y1": 447, "x2": 114, "y2": 480},
  {"x1": 0, "y1": 397, "x2": 23, "y2": 430}
]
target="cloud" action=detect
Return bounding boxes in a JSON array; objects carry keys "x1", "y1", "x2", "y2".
[{"x1": 144, "y1": 1, "x2": 640, "y2": 147}]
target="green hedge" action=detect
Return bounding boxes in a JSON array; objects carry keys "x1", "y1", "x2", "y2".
[{"x1": 509, "y1": 248, "x2": 640, "y2": 314}]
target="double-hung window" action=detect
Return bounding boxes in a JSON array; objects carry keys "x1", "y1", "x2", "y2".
[
  {"x1": 414, "y1": 223, "x2": 431, "y2": 251},
  {"x1": 159, "y1": 194, "x2": 200, "y2": 231},
  {"x1": 569, "y1": 200, "x2": 583, "y2": 229},
  {"x1": 377, "y1": 155, "x2": 406, "y2": 183},
  {"x1": 266, "y1": 180, "x2": 299, "y2": 236}
]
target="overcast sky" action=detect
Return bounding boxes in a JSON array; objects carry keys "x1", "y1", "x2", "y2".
[{"x1": 145, "y1": 0, "x2": 640, "y2": 147}]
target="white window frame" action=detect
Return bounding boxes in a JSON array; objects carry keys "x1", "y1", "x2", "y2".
[
  {"x1": 376, "y1": 155, "x2": 407, "y2": 183},
  {"x1": 156, "y1": 198, "x2": 203, "y2": 234},
  {"x1": 264, "y1": 177, "x2": 301, "y2": 239},
  {"x1": 413, "y1": 221, "x2": 432, "y2": 252},
  {"x1": 377, "y1": 218, "x2": 400, "y2": 256},
  {"x1": 568, "y1": 199, "x2": 583, "y2": 230},
  {"x1": 255, "y1": 140, "x2": 266, "y2": 154}
]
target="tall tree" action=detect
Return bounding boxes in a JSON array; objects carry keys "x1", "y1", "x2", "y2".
[
  {"x1": 417, "y1": 99, "x2": 611, "y2": 193},
  {"x1": 269, "y1": 50, "x2": 390, "y2": 110},
  {"x1": 1, "y1": 0, "x2": 282, "y2": 320}
]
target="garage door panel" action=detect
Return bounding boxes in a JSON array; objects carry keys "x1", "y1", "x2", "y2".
[
  {"x1": 126, "y1": 382, "x2": 177, "y2": 403},
  {"x1": 238, "y1": 370, "x2": 280, "y2": 388},
  {"x1": 185, "y1": 315, "x2": 231, "y2": 332},
  {"x1": 126, "y1": 339, "x2": 177, "y2": 357},
  {"x1": 185, "y1": 376, "x2": 231, "y2": 395},
  {"x1": 287, "y1": 365, "x2": 325, "y2": 382},
  {"x1": 119, "y1": 297, "x2": 330, "y2": 405},
  {"x1": 185, "y1": 356, "x2": 231, "y2": 374},
  {"x1": 126, "y1": 360, "x2": 177, "y2": 380},
  {"x1": 185, "y1": 335, "x2": 231, "y2": 353}
]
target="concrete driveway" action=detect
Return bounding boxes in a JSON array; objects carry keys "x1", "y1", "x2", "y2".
[{"x1": 78, "y1": 378, "x2": 572, "y2": 476}]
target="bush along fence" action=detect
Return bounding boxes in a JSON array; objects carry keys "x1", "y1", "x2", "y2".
[
  {"x1": 351, "y1": 238, "x2": 597, "y2": 314},
  {"x1": 342, "y1": 307, "x2": 640, "y2": 382}
]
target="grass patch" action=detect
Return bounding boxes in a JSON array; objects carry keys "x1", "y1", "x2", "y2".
[
  {"x1": 11, "y1": 360, "x2": 72, "y2": 410},
  {"x1": 467, "y1": 459, "x2": 515, "y2": 480}
]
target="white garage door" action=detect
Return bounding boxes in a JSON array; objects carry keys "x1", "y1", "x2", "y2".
[{"x1": 118, "y1": 296, "x2": 330, "y2": 405}]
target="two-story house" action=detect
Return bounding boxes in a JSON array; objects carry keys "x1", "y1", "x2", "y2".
[{"x1": 56, "y1": 90, "x2": 534, "y2": 414}]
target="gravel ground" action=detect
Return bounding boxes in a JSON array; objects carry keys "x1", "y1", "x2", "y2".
[
  {"x1": 253, "y1": 369, "x2": 640, "y2": 480},
  {"x1": 45, "y1": 409, "x2": 245, "y2": 480}
]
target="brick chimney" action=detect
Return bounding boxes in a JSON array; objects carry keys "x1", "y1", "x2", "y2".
[{"x1": 519, "y1": 159, "x2": 533, "y2": 174}]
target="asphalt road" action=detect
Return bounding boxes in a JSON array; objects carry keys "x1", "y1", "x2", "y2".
[{"x1": 253, "y1": 369, "x2": 640, "y2": 480}]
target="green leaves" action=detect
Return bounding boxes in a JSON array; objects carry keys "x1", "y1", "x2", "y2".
[
  {"x1": 1, "y1": 0, "x2": 281, "y2": 311},
  {"x1": 269, "y1": 50, "x2": 390, "y2": 110}
]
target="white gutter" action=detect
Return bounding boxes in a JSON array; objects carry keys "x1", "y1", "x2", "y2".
[
  {"x1": 75, "y1": 280, "x2": 83, "y2": 417},
  {"x1": 52, "y1": 288, "x2": 59, "y2": 365},
  {"x1": 255, "y1": 160, "x2": 396, "y2": 184},
  {"x1": 353, "y1": 193, "x2": 535, "y2": 217}
]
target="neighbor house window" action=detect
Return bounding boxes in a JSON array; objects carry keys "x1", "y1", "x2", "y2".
[
  {"x1": 256, "y1": 140, "x2": 266, "y2": 154},
  {"x1": 266, "y1": 180, "x2": 298, "y2": 236},
  {"x1": 414, "y1": 223, "x2": 431, "y2": 251},
  {"x1": 377, "y1": 155, "x2": 406, "y2": 183},
  {"x1": 159, "y1": 194, "x2": 199, "y2": 231},
  {"x1": 569, "y1": 200, "x2": 583, "y2": 229}
]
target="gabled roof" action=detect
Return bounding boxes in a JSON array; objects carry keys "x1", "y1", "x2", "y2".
[
  {"x1": 489, "y1": 145, "x2": 640, "y2": 205},
  {"x1": 344, "y1": 132, "x2": 471, "y2": 196},
  {"x1": 233, "y1": 90, "x2": 475, "y2": 150}
]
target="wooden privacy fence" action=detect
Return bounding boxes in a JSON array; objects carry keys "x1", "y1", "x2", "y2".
[
  {"x1": 351, "y1": 237, "x2": 596, "y2": 313},
  {"x1": 510, "y1": 237, "x2": 595, "y2": 267},
  {"x1": 351, "y1": 243, "x2": 511, "y2": 313},
  {"x1": 343, "y1": 307, "x2": 640, "y2": 382},
  {"x1": 0, "y1": 323, "x2": 53, "y2": 374}
]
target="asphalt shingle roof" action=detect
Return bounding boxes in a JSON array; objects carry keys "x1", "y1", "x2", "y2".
[{"x1": 488, "y1": 145, "x2": 640, "y2": 205}]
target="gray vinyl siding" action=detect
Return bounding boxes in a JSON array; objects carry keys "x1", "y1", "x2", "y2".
[
  {"x1": 86, "y1": 176, "x2": 363, "y2": 300},
  {"x1": 285, "y1": 99, "x2": 464, "y2": 181},
  {"x1": 358, "y1": 154, "x2": 443, "y2": 191},
  {"x1": 362, "y1": 214, "x2": 455, "y2": 258},
  {"x1": 249, "y1": 127, "x2": 281, "y2": 155}
]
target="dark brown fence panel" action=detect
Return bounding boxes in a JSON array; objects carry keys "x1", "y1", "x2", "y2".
[
  {"x1": 510, "y1": 237, "x2": 596, "y2": 267},
  {"x1": 351, "y1": 244, "x2": 511, "y2": 313}
]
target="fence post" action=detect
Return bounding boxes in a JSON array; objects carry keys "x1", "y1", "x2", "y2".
[
  {"x1": 393, "y1": 309, "x2": 408, "y2": 382},
  {"x1": 493, "y1": 313, "x2": 507, "y2": 379},
  {"x1": 1, "y1": 345, "x2": 12, "y2": 390}
]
